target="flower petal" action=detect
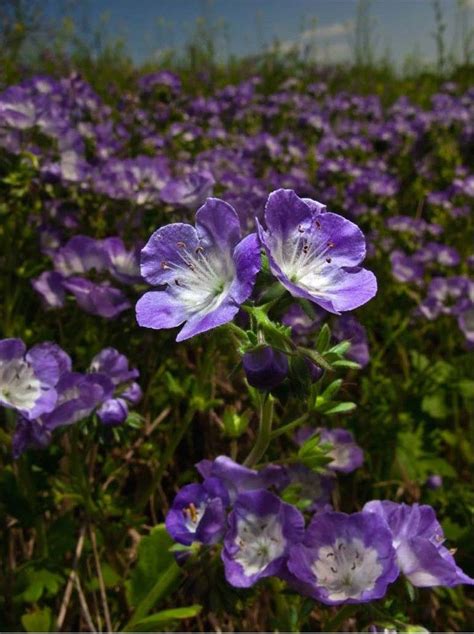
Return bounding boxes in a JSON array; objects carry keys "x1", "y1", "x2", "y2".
[
  {"x1": 135, "y1": 290, "x2": 190, "y2": 331},
  {"x1": 195, "y1": 197, "x2": 241, "y2": 251},
  {"x1": 140, "y1": 223, "x2": 198, "y2": 286},
  {"x1": 264, "y1": 188, "x2": 313, "y2": 239}
]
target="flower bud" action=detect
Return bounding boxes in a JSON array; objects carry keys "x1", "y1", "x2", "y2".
[
  {"x1": 242, "y1": 346, "x2": 288, "y2": 390},
  {"x1": 97, "y1": 398, "x2": 128, "y2": 426}
]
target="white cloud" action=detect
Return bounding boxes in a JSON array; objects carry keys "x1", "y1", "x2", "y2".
[
  {"x1": 299, "y1": 21, "x2": 354, "y2": 42},
  {"x1": 270, "y1": 20, "x2": 354, "y2": 59}
]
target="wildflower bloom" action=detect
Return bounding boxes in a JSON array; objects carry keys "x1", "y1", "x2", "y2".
[
  {"x1": 90, "y1": 348, "x2": 141, "y2": 425},
  {"x1": 318, "y1": 427, "x2": 364, "y2": 474},
  {"x1": 0, "y1": 339, "x2": 64, "y2": 419},
  {"x1": 363, "y1": 501, "x2": 474, "y2": 587},
  {"x1": 89, "y1": 348, "x2": 139, "y2": 386},
  {"x1": 222, "y1": 490, "x2": 304, "y2": 587},
  {"x1": 257, "y1": 189, "x2": 377, "y2": 313},
  {"x1": 294, "y1": 427, "x2": 364, "y2": 475},
  {"x1": 136, "y1": 198, "x2": 261, "y2": 341},
  {"x1": 332, "y1": 315, "x2": 370, "y2": 368},
  {"x1": 62, "y1": 277, "x2": 131, "y2": 318},
  {"x1": 166, "y1": 478, "x2": 229, "y2": 546},
  {"x1": 196, "y1": 456, "x2": 285, "y2": 503},
  {"x1": 12, "y1": 371, "x2": 113, "y2": 457},
  {"x1": 288, "y1": 511, "x2": 398, "y2": 604}
]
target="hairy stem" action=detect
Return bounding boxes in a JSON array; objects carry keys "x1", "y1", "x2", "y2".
[{"x1": 243, "y1": 394, "x2": 274, "y2": 467}]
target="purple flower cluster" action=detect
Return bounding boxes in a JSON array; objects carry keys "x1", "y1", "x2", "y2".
[
  {"x1": 33, "y1": 236, "x2": 141, "y2": 319},
  {"x1": 0, "y1": 338, "x2": 142, "y2": 457},
  {"x1": 136, "y1": 189, "x2": 376, "y2": 341},
  {"x1": 2, "y1": 73, "x2": 471, "y2": 339},
  {"x1": 166, "y1": 456, "x2": 473, "y2": 602}
]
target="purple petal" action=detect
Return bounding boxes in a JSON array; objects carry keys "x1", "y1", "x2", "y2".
[
  {"x1": 195, "y1": 197, "x2": 241, "y2": 251},
  {"x1": 140, "y1": 223, "x2": 198, "y2": 286},
  {"x1": 135, "y1": 290, "x2": 190, "y2": 331}
]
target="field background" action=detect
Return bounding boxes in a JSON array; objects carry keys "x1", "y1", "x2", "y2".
[{"x1": 0, "y1": 0, "x2": 473, "y2": 631}]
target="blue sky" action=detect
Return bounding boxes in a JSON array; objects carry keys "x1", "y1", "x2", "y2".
[{"x1": 47, "y1": 0, "x2": 474, "y2": 66}]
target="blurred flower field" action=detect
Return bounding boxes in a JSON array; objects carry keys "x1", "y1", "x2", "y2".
[{"x1": 0, "y1": 21, "x2": 474, "y2": 632}]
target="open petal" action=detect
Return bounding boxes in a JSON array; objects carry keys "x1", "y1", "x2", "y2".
[
  {"x1": 228, "y1": 233, "x2": 261, "y2": 304},
  {"x1": 301, "y1": 267, "x2": 377, "y2": 313},
  {"x1": 176, "y1": 297, "x2": 240, "y2": 341},
  {"x1": 310, "y1": 212, "x2": 367, "y2": 267},
  {"x1": 397, "y1": 538, "x2": 470, "y2": 587},
  {"x1": 0, "y1": 338, "x2": 26, "y2": 362},
  {"x1": 195, "y1": 197, "x2": 241, "y2": 251},
  {"x1": 140, "y1": 223, "x2": 198, "y2": 285},
  {"x1": 136, "y1": 290, "x2": 190, "y2": 331},
  {"x1": 264, "y1": 189, "x2": 314, "y2": 239}
]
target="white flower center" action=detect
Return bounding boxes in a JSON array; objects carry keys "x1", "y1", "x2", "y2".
[
  {"x1": 274, "y1": 225, "x2": 335, "y2": 297},
  {"x1": 312, "y1": 537, "x2": 382, "y2": 601},
  {"x1": 164, "y1": 243, "x2": 235, "y2": 314},
  {"x1": 328, "y1": 445, "x2": 351, "y2": 469},
  {"x1": 182, "y1": 502, "x2": 206, "y2": 532},
  {"x1": 0, "y1": 359, "x2": 42, "y2": 411},
  {"x1": 234, "y1": 513, "x2": 286, "y2": 577}
]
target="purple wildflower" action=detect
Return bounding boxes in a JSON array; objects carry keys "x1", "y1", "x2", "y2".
[
  {"x1": 363, "y1": 501, "x2": 474, "y2": 587},
  {"x1": 160, "y1": 171, "x2": 215, "y2": 210},
  {"x1": 32, "y1": 271, "x2": 66, "y2": 309},
  {"x1": 136, "y1": 198, "x2": 261, "y2": 341},
  {"x1": 318, "y1": 427, "x2": 364, "y2": 474},
  {"x1": 332, "y1": 315, "x2": 370, "y2": 368},
  {"x1": 222, "y1": 489, "x2": 305, "y2": 587},
  {"x1": 89, "y1": 348, "x2": 139, "y2": 386},
  {"x1": 257, "y1": 189, "x2": 377, "y2": 313},
  {"x1": 62, "y1": 278, "x2": 131, "y2": 319},
  {"x1": 12, "y1": 371, "x2": 114, "y2": 457},
  {"x1": 195, "y1": 455, "x2": 285, "y2": 503},
  {"x1": 287, "y1": 511, "x2": 399, "y2": 604},
  {"x1": 166, "y1": 477, "x2": 229, "y2": 546},
  {"x1": 0, "y1": 339, "x2": 65, "y2": 419}
]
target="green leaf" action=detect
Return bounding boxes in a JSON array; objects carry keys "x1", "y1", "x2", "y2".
[
  {"x1": 458, "y1": 380, "x2": 474, "y2": 399},
  {"x1": 297, "y1": 435, "x2": 333, "y2": 471},
  {"x1": 331, "y1": 359, "x2": 361, "y2": 370},
  {"x1": 422, "y1": 392, "x2": 448, "y2": 419},
  {"x1": 298, "y1": 346, "x2": 333, "y2": 371},
  {"x1": 124, "y1": 562, "x2": 182, "y2": 630},
  {"x1": 19, "y1": 569, "x2": 64, "y2": 602},
  {"x1": 327, "y1": 340, "x2": 351, "y2": 356},
  {"x1": 321, "y1": 401, "x2": 357, "y2": 415},
  {"x1": 314, "y1": 324, "x2": 331, "y2": 352},
  {"x1": 320, "y1": 379, "x2": 343, "y2": 400},
  {"x1": 21, "y1": 607, "x2": 53, "y2": 632},
  {"x1": 126, "y1": 605, "x2": 202, "y2": 631},
  {"x1": 126, "y1": 524, "x2": 178, "y2": 607}
]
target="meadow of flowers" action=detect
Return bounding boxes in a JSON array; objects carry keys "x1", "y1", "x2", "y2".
[{"x1": 0, "y1": 60, "x2": 473, "y2": 632}]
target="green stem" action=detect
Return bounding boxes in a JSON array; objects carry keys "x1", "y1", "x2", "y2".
[
  {"x1": 243, "y1": 395, "x2": 274, "y2": 467},
  {"x1": 270, "y1": 414, "x2": 309, "y2": 440},
  {"x1": 225, "y1": 321, "x2": 249, "y2": 344}
]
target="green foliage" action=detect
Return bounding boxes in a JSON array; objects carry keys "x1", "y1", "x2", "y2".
[
  {"x1": 126, "y1": 524, "x2": 179, "y2": 608},
  {"x1": 0, "y1": 6, "x2": 473, "y2": 632},
  {"x1": 21, "y1": 606, "x2": 53, "y2": 632}
]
